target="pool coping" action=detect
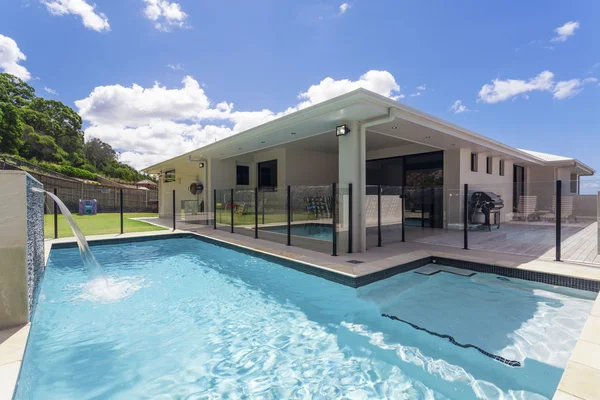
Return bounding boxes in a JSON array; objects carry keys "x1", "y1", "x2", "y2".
[{"x1": 2, "y1": 229, "x2": 599, "y2": 399}]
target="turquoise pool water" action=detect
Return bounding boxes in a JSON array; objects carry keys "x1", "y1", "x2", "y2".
[
  {"x1": 262, "y1": 223, "x2": 333, "y2": 240},
  {"x1": 16, "y1": 237, "x2": 595, "y2": 399}
]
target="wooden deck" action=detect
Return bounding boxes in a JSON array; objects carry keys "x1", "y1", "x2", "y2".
[{"x1": 410, "y1": 221, "x2": 600, "y2": 265}]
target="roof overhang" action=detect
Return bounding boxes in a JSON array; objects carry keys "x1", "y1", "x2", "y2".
[{"x1": 143, "y1": 88, "x2": 584, "y2": 174}]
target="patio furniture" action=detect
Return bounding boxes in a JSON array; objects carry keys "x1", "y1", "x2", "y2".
[
  {"x1": 513, "y1": 196, "x2": 537, "y2": 221},
  {"x1": 303, "y1": 196, "x2": 332, "y2": 219},
  {"x1": 542, "y1": 196, "x2": 574, "y2": 221}
]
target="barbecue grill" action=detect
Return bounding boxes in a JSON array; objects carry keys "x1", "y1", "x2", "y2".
[{"x1": 468, "y1": 191, "x2": 504, "y2": 230}]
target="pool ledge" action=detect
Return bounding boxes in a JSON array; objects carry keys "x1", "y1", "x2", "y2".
[
  {"x1": 0, "y1": 322, "x2": 30, "y2": 399},
  {"x1": 554, "y1": 295, "x2": 600, "y2": 400}
]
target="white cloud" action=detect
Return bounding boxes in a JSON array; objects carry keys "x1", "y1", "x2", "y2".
[
  {"x1": 296, "y1": 70, "x2": 402, "y2": 108},
  {"x1": 77, "y1": 70, "x2": 404, "y2": 169},
  {"x1": 478, "y1": 71, "x2": 555, "y2": 103},
  {"x1": 449, "y1": 100, "x2": 473, "y2": 114},
  {"x1": 551, "y1": 21, "x2": 579, "y2": 42},
  {"x1": 478, "y1": 71, "x2": 596, "y2": 103},
  {"x1": 75, "y1": 76, "x2": 211, "y2": 126},
  {"x1": 416, "y1": 84, "x2": 426, "y2": 91},
  {"x1": 339, "y1": 3, "x2": 351, "y2": 14},
  {"x1": 142, "y1": 0, "x2": 188, "y2": 31},
  {"x1": 553, "y1": 78, "x2": 597, "y2": 99},
  {"x1": 41, "y1": 0, "x2": 110, "y2": 32},
  {"x1": 44, "y1": 86, "x2": 58, "y2": 95},
  {"x1": 0, "y1": 34, "x2": 31, "y2": 81},
  {"x1": 167, "y1": 63, "x2": 185, "y2": 71}
]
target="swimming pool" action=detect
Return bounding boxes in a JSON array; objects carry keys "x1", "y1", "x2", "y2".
[
  {"x1": 261, "y1": 223, "x2": 333, "y2": 240},
  {"x1": 16, "y1": 236, "x2": 594, "y2": 399}
]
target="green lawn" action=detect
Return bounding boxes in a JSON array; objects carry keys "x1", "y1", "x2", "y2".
[
  {"x1": 44, "y1": 212, "x2": 167, "y2": 239},
  {"x1": 215, "y1": 209, "x2": 319, "y2": 226}
]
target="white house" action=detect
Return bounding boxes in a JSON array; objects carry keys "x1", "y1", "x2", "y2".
[{"x1": 142, "y1": 88, "x2": 594, "y2": 252}]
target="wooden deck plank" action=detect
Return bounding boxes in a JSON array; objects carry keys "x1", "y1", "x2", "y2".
[{"x1": 411, "y1": 220, "x2": 599, "y2": 265}]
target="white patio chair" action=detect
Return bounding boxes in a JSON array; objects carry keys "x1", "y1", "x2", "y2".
[
  {"x1": 543, "y1": 195, "x2": 574, "y2": 221},
  {"x1": 513, "y1": 196, "x2": 537, "y2": 221}
]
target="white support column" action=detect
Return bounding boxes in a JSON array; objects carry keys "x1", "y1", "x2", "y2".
[{"x1": 338, "y1": 120, "x2": 364, "y2": 252}]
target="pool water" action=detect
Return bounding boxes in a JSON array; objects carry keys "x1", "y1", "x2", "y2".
[
  {"x1": 16, "y1": 237, "x2": 595, "y2": 399},
  {"x1": 262, "y1": 223, "x2": 333, "y2": 241}
]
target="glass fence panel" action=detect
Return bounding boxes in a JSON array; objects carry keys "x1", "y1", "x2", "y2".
[
  {"x1": 463, "y1": 181, "x2": 557, "y2": 258},
  {"x1": 289, "y1": 185, "x2": 334, "y2": 254},
  {"x1": 232, "y1": 189, "x2": 256, "y2": 239},
  {"x1": 335, "y1": 184, "x2": 350, "y2": 255},
  {"x1": 44, "y1": 186, "x2": 160, "y2": 238},
  {"x1": 122, "y1": 187, "x2": 163, "y2": 233},
  {"x1": 214, "y1": 189, "x2": 233, "y2": 234},
  {"x1": 561, "y1": 179, "x2": 599, "y2": 265},
  {"x1": 378, "y1": 185, "x2": 404, "y2": 246},
  {"x1": 257, "y1": 188, "x2": 288, "y2": 246}
]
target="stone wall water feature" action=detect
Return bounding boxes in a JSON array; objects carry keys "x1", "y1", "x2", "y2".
[
  {"x1": 0, "y1": 171, "x2": 45, "y2": 329},
  {"x1": 26, "y1": 175, "x2": 45, "y2": 315}
]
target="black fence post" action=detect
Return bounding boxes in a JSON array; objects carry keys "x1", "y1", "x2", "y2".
[
  {"x1": 463, "y1": 183, "x2": 468, "y2": 250},
  {"x1": 348, "y1": 183, "x2": 353, "y2": 253},
  {"x1": 53, "y1": 188, "x2": 58, "y2": 239},
  {"x1": 287, "y1": 186, "x2": 291, "y2": 246},
  {"x1": 213, "y1": 190, "x2": 217, "y2": 230},
  {"x1": 556, "y1": 180, "x2": 562, "y2": 261},
  {"x1": 262, "y1": 191, "x2": 265, "y2": 225},
  {"x1": 401, "y1": 186, "x2": 405, "y2": 242},
  {"x1": 120, "y1": 189, "x2": 124, "y2": 234},
  {"x1": 230, "y1": 188, "x2": 234, "y2": 233},
  {"x1": 377, "y1": 185, "x2": 382, "y2": 247},
  {"x1": 332, "y1": 182, "x2": 337, "y2": 256},
  {"x1": 254, "y1": 187, "x2": 258, "y2": 238},
  {"x1": 421, "y1": 186, "x2": 425, "y2": 228},
  {"x1": 172, "y1": 190, "x2": 176, "y2": 231}
]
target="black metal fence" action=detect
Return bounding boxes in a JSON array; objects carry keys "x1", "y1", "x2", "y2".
[{"x1": 210, "y1": 184, "x2": 352, "y2": 255}]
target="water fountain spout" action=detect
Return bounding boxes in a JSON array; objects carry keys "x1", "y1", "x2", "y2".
[{"x1": 33, "y1": 188, "x2": 107, "y2": 282}]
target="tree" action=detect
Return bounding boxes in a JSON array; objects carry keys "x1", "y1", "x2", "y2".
[
  {"x1": 84, "y1": 138, "x2": 117, "y2": 170},
  {"x1": 22, "y1": 126, "x2": 66, "y2": 163},
  {"x1": 0, "y1": 72, "x2": 151, "y2": 183},
  {"x1": 20, "y1": 98, "x2": 84, "y2": 160},
  {"x1": 0, "y1": 73, "x2": 35, "y2": 106},
  {"x1": 0, "y1": 102, "x2": 24, "y2": 154}
]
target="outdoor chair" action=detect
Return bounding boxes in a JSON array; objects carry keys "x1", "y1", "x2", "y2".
[
  {"x1": 513, "y1": 196, "x2": 537, "y2": 221},
  {"x1": 542, "y1": 195, "x2": 574, "y2": 221}
]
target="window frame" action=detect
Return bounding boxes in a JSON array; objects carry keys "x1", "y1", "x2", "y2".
[
  {"x1": 570, "y1": 174, "x2": 578, "y2": 194},
  {"x1": 499, "y1": 160, "x2": 505, "y2": 176},
  {"x1": 236, "y1": 165, "x2": 250, "y2": 186},
  {"x1": 257, "y1": 159, "x2": 278, "y2": 190},
  {"x1": 164, "y1": 169, "x2": 176, "y2": 183},
  {"x1": 471, "y1": 153, "x2": 478, "y2": 172},
  {"x1": 486, "y1": 157, "x2": 493, "y2": 175}
]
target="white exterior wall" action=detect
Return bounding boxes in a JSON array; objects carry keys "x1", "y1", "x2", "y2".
[
  {"x1": 158, "y1": 157, "x2": 207, "y2": 217},
  {"x1": 441, "y1": 148, "x2": 514, "y2": 223},
  {"x1": 286, "y1": 149, "x2": 338, "y2": 186}
]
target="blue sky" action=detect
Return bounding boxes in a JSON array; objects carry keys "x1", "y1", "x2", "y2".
[{"x1": 1, "y1": 0, "x2": 599, "y2": 172}]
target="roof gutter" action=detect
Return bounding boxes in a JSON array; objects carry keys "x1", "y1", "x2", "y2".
[{"x1": 356, "y1": 107, "x2": 396, "y2": 251}]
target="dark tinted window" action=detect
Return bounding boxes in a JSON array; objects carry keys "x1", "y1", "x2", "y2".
[
  {"x1": 236, "y1": 165, "x2": 249, "y2": 185},
  {"x1": 258, "y1": 160, "x2": 277, "y2": 188},
  {"x1": 471, "y1": 153, "x2": 478, "y2": 172}
]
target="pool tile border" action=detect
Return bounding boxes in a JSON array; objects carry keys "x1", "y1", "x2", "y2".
[{"x1": 433, "y1": 257, "x2": 600, "y2": 292}]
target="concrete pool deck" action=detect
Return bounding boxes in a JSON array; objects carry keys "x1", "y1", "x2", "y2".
[{"x1": 1, "y1": 228, "x2": 599, "y2": 399}]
